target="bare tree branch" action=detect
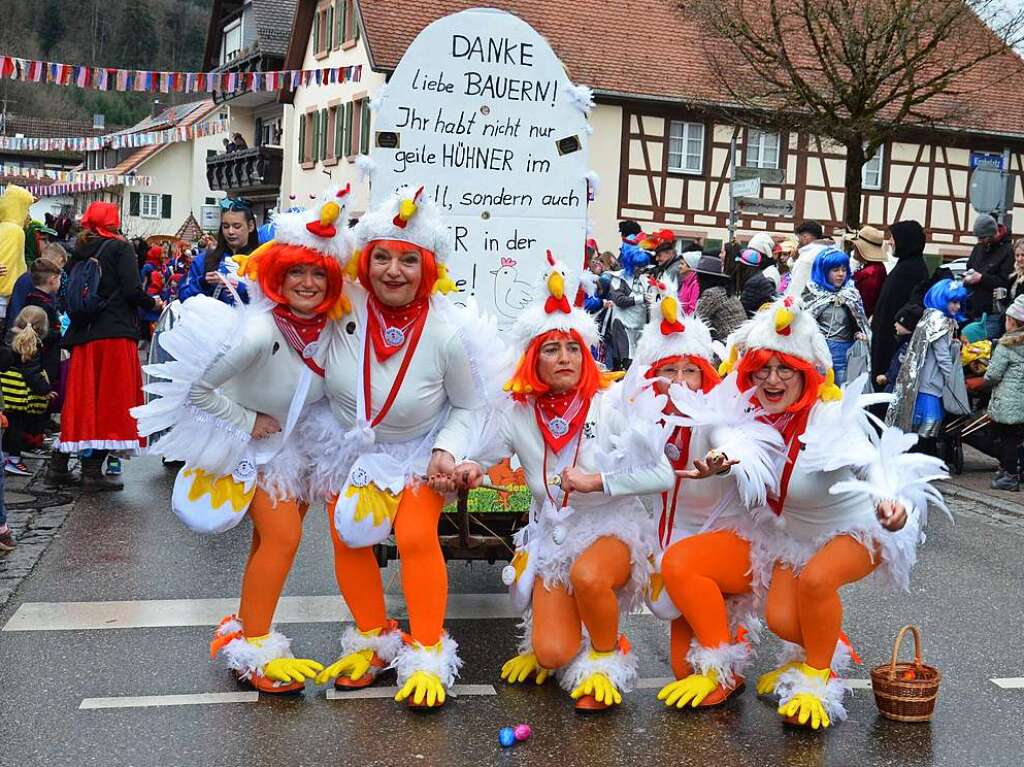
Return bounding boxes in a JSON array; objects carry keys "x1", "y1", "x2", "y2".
[{"x1": 680, "y1": 0, "x2": 1024, "y2": 227}]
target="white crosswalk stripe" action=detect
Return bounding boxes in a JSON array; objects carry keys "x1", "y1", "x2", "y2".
[
  {"x1": 2, "y1": 593, "x2": 530, "y2": 632},
  {"x1": 80, "y1": 692, "x2": 258, "y2": 710}
]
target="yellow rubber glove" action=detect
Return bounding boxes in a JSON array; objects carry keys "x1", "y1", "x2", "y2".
[
  {"x1": 395, "y1": 670, "x2": 446, "y2": 707},
  {"x1": 315, "y1": 648, "x2": 375, "y2": 686},
  {"x1": 777, "y1": 665, "x2": 833, "y2": 730},
  {"x1": 500, "y1": 652, "x2": 550, "y2": 685},
  {"x1": 571, "y1": 672, "x2": 623, "y2": 706},
  {"x1": 263, "y1": 657, "x2": 325, "y2": 684},
  {"x1": 657, "y1": 670, "x2": 718, "y2": 708},
  {"x1": 756, "y1": 661, "x2": 800, "y2": 695}
]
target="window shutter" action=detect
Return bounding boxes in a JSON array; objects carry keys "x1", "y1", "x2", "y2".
[
  {"x1": 129, "y1": 192, "x2": 140, "y2": 216},
  {"x1": 326, "y1": 7, "x2": 334, "y2": 49},
  {"x1": 337, "y1": 0, "x2": 347, "y2": 41},
  {"x1": 334, "y1": 108, "x2": 343, "y2": 159},
  {"x1": 343, "y1": 102, "x2": 352, "y2": 157},
  {"x1": 313, "y1": 13, "x2": 320, "y2": 53},
  {"x1": 254, "y1": 118, "x2": 264, "y2": 148},
  {"x1": 353, "y1": 10, "x2": 360, "y2": 41},
  {"x1": 321, "y1": 108, "x2": 329, "y2": 160},
  {"x1": 360, "y1": 100, "x2": 371, "y2": 154},
  {"x1": 298, "y1": 113, "x2": 306, "y2": 162},
  {"x1": 161, "y1": 194, "x2": 172, "y2": 219},
  {"x1": 309, "y1": 110, "x2": 317, "y2": 162}
]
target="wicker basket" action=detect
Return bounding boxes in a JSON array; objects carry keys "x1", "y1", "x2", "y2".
[{"x1": 870, "y1": 625, "x2": 941, "y2": 722}]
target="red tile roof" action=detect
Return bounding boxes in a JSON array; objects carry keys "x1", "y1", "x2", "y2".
[
  {"x1": 108, "y1": 100, "x2": 220, "y2": 176},
  {"x1": 283, "y1": 0, "x2": 1024, "y2": 139}
]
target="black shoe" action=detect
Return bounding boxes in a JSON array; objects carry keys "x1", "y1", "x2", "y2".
[
  {"x1": 46, "y1": 453, "x2": 79, "y2": 484},
  {"x1": 81, "y1": 457, "x2": 123, "y2": 492}
]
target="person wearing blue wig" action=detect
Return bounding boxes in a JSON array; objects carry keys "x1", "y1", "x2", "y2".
[
  {"x1": 802, "y1": 248, "x2": 869, "y2": 384},
  {"x1": 885, "y1": 278, "x2": 968, "y2": 454}
]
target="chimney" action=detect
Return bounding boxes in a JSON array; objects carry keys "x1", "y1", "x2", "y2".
[
  {"x1": 151, "y1": 99, "x2": 162, "y2": 118},
  {"x1": 92, "y1": 113, "x2": 105, "y2": 130}
]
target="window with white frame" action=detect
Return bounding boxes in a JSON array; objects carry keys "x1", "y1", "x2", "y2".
[
  {"x1": 667, "y1": 121, "x2": 704, "y2": 174},
  {"x1": 221, "y1": 19, "x2": 243, "y2": 64},
  {"x1": 746, "y1": 129, "x2": 781, "y2": 169},
  {"x1": 862, "y1": 144, "x2": 884, "y2": 190},
  {"x1": 140, "y1": 193, "x2": 161, "y2": 219}
]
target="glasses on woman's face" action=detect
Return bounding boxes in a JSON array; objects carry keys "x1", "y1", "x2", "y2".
[{"x1": 752, "y1": 364, "x2": 797, "y2": 382}]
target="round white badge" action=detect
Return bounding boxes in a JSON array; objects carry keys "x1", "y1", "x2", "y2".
[
  {"x1": 548, "y1": 417, "x2": 570, "y2": 438},
  {"x1": 552, "y1": 525, "x2": 567, "y2": 545},
  {"x1": 665, "y1": 443, "x2": 681, "y2": 461},
  {"x1": 501, "y1": 565, "x2": 516, "y2": 586},
  {"x1": 350, "y1": 467, "x2": 370, "y2": 487},
  {"x1": 302, "y1": 341, "x2": 320, "y2": 359},
  {"x1": 383, "y1": 327, "x2": 406, "y2": 347}
]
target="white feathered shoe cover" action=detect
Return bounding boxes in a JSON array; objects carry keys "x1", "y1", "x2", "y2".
[{"x1": 133, "y1": 294, "x2": 269, "y2": 477}]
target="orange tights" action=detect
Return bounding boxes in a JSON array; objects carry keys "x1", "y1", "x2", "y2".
[
  {"x1": 765, "y1": 535, "x2": 878, "y2": 669},
  {"x1": 661, "y1": 530, "x2": 752, "y2": 679},
  {"x1": 238, "y1": 489, "x2": 309, "y2": 637},
  {"x1": 329, "y1": 484, "x2": 447, "y2": 646},
  {"x1": 531, "y1": 536, "x2": 631, "y2": 670}
]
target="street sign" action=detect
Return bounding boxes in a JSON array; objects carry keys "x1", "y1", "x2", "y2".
[
  {"x1": 969, "y1": 166, "x2": 1006, "y2": 214},
  {"x1": 735, "y1": 196, "x2": 795, "y2": 217},
  {"x1": 730, "y1": 177, "x2": 761, "y2": 199},
  {"x1": 735, "y1": 165, "x2": 786, "y2": 185},
  {"x1": 970, "y1": 151, "x2": 1004, "y2": 170},
  {"x1": 199, "y1": 205, "x2": 220, "y2": 231}
]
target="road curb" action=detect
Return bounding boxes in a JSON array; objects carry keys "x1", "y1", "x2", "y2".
[{"x1": 938, "y1": 480, "x2": 1024, "y2": 531}]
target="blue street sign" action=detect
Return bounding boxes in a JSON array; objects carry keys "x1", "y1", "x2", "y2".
[{"x1": 970, "y1": 151, "x2": 1004, "y2": 170}]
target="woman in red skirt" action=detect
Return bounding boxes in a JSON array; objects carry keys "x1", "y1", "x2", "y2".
[{"x1": 51, "y1": 202, "x2": 163, "y2": 490}]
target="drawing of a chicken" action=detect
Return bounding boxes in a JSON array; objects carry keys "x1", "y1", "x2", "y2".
[{"x1": 489, "y1": 256, "x2": 533, "y2": 325}]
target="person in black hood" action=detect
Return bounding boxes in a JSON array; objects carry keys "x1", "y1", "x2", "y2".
[{"x1": 870, "y1": 220, "x2": 931, "y2": 378}]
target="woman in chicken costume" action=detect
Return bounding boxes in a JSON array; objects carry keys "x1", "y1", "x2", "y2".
[
  {"x1": 133, "y1": 187, "x2": 352, "y2": 692},
  {"x1": 633, "y1": 279, "x2": 783, "y2": 709},
  {"x1": 448, "y1": 252, "x2": 674, "y2": 711},
  {"x1": 720, "y1": 296, "x2": 948, "y2": 729},
  {"x1": 306, "y1": 185, "x2": 503, "y2": 709}
]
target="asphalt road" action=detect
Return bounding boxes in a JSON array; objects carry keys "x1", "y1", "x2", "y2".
[{"x1": 0, "y1": 457, "x2": 1022, "y2": 767}]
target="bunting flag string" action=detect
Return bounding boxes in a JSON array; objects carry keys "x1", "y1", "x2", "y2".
[
  {"x1": 21, "y1": 180, "x2": 116, "y2": 197},
  {"x1": 0, "y1": 55, "x2": 362, "y2": 94},
  {"x1": 0, "y1": 120, "x2": 227, "y2": 153},
  {"x1": 0, "y1": 164, "x2": 151, "y2": 187}
]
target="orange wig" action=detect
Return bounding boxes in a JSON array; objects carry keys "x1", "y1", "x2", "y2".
[
  {"x1": 506, "y1": 330, "x2": 618, "y2": 402},
  {"x1": 257, "y1": 243, "x2": 344, "y2": 315},
  {"x1": 736, "y1": 348, "x2": 824, "y2": 413},
  {"x1": 358, "y1": 239, "x2": 438, "y2": 301},
  {"x1": 645, "y1": 354, "x2": 721, "y2": 394}
]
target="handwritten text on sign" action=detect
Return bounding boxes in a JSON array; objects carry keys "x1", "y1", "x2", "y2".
[{"x1": 371, "y1": 9, "x2": 590, "y2": 327}]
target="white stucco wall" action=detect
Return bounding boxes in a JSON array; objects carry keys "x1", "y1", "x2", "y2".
[{"x1": 282, "y1": 21, "x2": 387, "y2": 217}]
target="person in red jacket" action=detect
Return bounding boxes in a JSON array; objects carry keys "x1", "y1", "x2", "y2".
[{"x1": 848, "y1": 225, "x2": 888, "y2": 318}]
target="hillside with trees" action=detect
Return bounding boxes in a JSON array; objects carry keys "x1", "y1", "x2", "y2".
[{"x1": 0, "y1": 0, "x2": 212, "y2": 126}]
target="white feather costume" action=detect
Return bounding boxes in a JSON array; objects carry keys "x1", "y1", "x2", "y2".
[
  {"x1": 633, "y1": 289, "x2": 783, "y2": 685},
  {"x1": 132, "y1": 186, "x2": 353, "y2": 504},
  {"x1": 726, "y1": 297, "x2": 949, "y2": 721}
]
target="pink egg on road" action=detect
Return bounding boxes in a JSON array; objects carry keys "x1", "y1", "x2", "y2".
[{"x1": 514, "y1": 724, "x2": 532, "y2": 741}]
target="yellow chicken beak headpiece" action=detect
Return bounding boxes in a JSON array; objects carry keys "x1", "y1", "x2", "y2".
[
  {"x1": 393, "y1": 185, "x2": 424, "y2": 229},
  {"x1": 661, "y1": 295, "x2": 679, "y2": 325},
  {"x1": 547, "y1": 270, "x2": 565, "y2": 300}
]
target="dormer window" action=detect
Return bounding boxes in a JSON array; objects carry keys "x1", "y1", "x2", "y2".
[{"x1": 221, "y1": 18, "x2": 243, "y2": 64}]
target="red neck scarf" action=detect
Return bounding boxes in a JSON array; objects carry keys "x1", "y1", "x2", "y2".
[
  {"x1": 272, "y1": 305, "x2": 326, "y2": 376},
  {"x1": 658, "y1": 424, "x2": 693, "y2": 549},
  {"x1": 534, "y1": 387, "x2": 590, "y2": 454},
  {"x1": 366, "y1": 294, "x2": 429, "y2": 363},
  {"x1": 761, "y1": 405, "x2": 813, "y2": 516}
]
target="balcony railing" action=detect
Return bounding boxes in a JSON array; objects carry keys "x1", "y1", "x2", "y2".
[{"x1": 206, "y1": 146, "x2": 283, "y2": 195}]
